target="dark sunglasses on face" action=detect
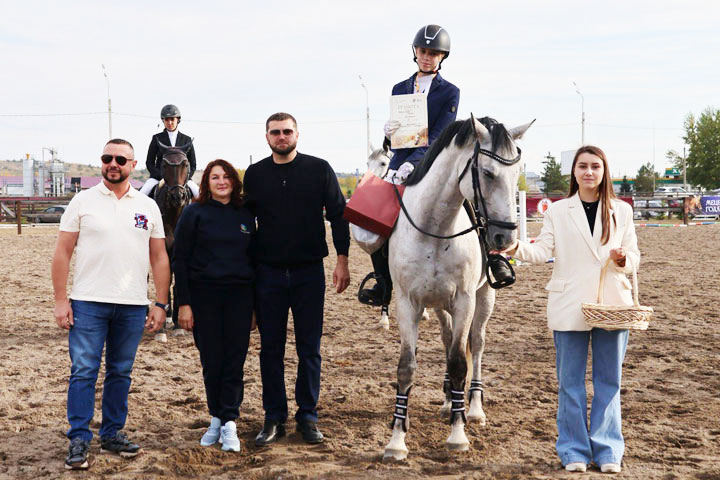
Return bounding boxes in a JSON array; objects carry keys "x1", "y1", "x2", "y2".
[
  {"x1": 268, "y1": 129, "x2": 295, "y2": 136},
  {"x1": 101, "y1": 154, "x2": 133, "y2": 166}
]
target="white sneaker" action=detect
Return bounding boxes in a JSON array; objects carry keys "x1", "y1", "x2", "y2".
[
  {"x1": 565, "y1": 462, "x2": 587, "y2": 472},
  {"x1": 200, "y1": 417, "x2": 222, "y2": 446},
  {"x1": 220, "y1": 421, "x2": 240, "y2": 452},
  {"x1": 601, "y1": 463, "x2": 622, "y2": 473}
]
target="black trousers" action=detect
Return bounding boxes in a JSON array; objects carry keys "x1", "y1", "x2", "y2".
[
  {"x1": 255, "y1": 262, "x2": 325, "y2": 424},
  {"x1": 190, "y1": 283, "x2": 253, "y2": 424}
]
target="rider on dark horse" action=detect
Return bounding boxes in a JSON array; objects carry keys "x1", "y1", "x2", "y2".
[
  {"x1": 140, "y1": 104, "x2": 200, "y2": 198},
  {"x1": 359, "y1": 24, "x2": 460, "y2": 306}
]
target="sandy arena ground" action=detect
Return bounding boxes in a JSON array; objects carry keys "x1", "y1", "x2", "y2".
[{"x1": 0, "y1": 223, "x2": 718, "y2": 479}]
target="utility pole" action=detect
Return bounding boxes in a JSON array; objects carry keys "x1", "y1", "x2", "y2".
[
  {"x1": 359, "y1": 75, "x2": 370, "y2": 157},
  {"x1": 102, "y1": 64, "x2": 112, "y2": 139},
  {"x1": 572, "y1": 81, "x2": 585, "y2": 145}
]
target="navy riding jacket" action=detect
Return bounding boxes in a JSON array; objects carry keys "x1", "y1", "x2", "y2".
[{"x1": 388, "y1": 72, "x2": 460, "y2": 171}]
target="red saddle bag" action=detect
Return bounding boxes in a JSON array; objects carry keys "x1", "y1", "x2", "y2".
[{"x1": 343, "y1": 171, "x2": 405, "y2": 238}]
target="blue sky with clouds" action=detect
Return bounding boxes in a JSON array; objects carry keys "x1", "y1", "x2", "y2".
[{"x1": 1, "y1": 1, "x2": 718, "y2": 178}]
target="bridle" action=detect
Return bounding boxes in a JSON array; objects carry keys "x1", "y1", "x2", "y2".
[
  {"x1": 161, "y1": 155, "x2": 191, "y2": 208},
  {"x1": 392, "y1": 115, "x2": 521, "y2": 288}
]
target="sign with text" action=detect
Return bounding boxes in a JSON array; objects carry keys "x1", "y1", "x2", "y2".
[
  {"x1": 390, "y1": 94, "x2": 429, "y2": 149},
  {"x1": 701, "y1": 196, "x2": 720, "y2": 215}
]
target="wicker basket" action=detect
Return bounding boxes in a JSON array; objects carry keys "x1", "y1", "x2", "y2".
[{"x1": 582, "y1": 259, "x2": 653, "y2": 331}]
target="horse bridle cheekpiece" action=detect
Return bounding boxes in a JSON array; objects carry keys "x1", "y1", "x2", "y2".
[{"x1": 394, "y1": 114, "x2": 520, "y2": 289}]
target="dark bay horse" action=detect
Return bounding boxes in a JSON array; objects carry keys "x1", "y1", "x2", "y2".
[{"x1": 153, "y1": 140, "x2": 193, "y2": 332}]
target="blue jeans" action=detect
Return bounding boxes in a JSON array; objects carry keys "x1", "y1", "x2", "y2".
[
  {"x1": 553, "y1": 329, "x2": 629, "y2": 467},
  {"x1": 256, "y1": 262, "x2": 325, "y2": 424},
  {"x1": 67, "y1": 300, "x2": 147, "y2": 441}
]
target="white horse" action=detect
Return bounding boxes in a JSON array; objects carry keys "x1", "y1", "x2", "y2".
[{"x1": 383, "y1": 116, "x2": 533, "y2": 460}]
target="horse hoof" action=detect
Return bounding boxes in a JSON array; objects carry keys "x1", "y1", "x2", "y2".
[
  {"x1": 383, "y1": 448, "x2": 408, "y2": 461},
  {"x1": 379, "y1": 323, "x2": 389, "y2": 330},
  {"x1": 467, "y1": 413, "x2": 486, "y2": 426},
  {"x1": 446, "y1": 442, "x2": 469, "y2": 452}
]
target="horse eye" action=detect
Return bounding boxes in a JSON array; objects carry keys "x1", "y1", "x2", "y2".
[{"x1": 483, "y1": 169, "x2": 495, "y2": 179}]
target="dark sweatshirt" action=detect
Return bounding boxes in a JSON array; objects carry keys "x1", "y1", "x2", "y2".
[
  {"x1": 172, "y1": 199, "x2": 255, "y2": 304},
  {"x1": 243, "y1": 152, "x2": 350, "y2": 266}
]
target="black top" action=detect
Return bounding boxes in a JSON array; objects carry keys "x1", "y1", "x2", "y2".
[
  {"x1": 172, "y1": 199, "x2": 255, "y2": 305},
  {"x1": 146, "y1": 130, "x2": 197, "y2": 180},
  {"x1": 581, "y1": 199, "x2": 599, "y2": 235},
  {"x1": 243, "y1": 152, "x2": 350, "y2": 266}
]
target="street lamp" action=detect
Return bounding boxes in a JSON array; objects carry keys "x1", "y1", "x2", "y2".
[
  {"x1": 572, "y1": 81, "x2": 585, "y2": 145},
  {"x1": 102, "y1": 64, "x2": 112, "y2": 139},
  {"x1": 359, "y1": 75, "x2": 370, "y2": 157}
]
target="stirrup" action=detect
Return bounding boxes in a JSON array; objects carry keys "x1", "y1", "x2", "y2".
[
  {"x1": 357, "y1": 272, "x2": 388, "y2": 306},
  {"x1": 486, "y1": 253, "x2": 516, "y2": 289}
]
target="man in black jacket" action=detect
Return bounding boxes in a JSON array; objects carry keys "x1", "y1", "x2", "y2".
[
  {"x1": 244, "y1": 112, "x2": 350, "y2": 446},
  {"x1": 139, "y1": 104, "x2": 199, "y2": 198}
]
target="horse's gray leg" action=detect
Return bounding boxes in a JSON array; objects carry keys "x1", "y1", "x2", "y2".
[
  {"x1": 384, "y1": 295, "x2": 423, "y2": 461},
  {"x1": 467, "y1": 283, "x2": 495, "y2": 424},
  {"x1": 435, "y1": 309, "x2": 453, "y2": 415},
  {"x1": 445, "y1": 293, "x2": 474, "y2": 451}
]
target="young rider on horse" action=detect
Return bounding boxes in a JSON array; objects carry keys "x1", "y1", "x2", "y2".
[
  {"x1": 140, "y1": 104, "x2": 200, "y2": 198},
  {"x1": 359, "y1": 24, "x2": 460, "y2": 306}
]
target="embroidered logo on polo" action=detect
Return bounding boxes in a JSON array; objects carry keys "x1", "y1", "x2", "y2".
[
  {"x1": 134, "y1": 213, "x2": 149, "y2": 230},
  {"x1": 240, "y1": 224, "x2": 250, "y2": 234}
]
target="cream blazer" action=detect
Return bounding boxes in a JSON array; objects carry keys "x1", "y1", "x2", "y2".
[{"x1": 515, "y1": 194, "x2": 640, "y2": 331}]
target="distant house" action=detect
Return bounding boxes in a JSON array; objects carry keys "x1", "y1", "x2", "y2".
[{"x1": 1, "y1": 175, "x2": 143, "y2": 196}]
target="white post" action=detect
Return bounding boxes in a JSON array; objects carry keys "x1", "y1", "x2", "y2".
[{"x1": 359, "y1": 75, "x2": 370, "y2": 157}]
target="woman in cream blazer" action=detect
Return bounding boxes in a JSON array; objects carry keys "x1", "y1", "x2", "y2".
[{"x1": 504, "y1": 145, "x2": 639, "y2": 474}]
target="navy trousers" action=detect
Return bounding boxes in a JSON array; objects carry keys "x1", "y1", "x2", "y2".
[
  {"x1": 256, "y1": 262, "x2": 325, "y2": 424},
  {"x1": 191, "y1": 283, "x2": 253, "y2": 425}
]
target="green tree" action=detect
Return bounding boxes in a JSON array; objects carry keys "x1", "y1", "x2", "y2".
[
  {"x1": 620, "y1": 175, "x2": 632, "y2": 193},
  {"x1": 540, "y1": 154, "x2": 568, "y2": 194},
  {"x1": 634, "y1": 162, "x2": 657, "y2": 194},
  {"x1": 684, "y1": 108, "x2": 720, "y2": 190},
  {"x1": 517, "y1": 172, "x2": 527, "y2": 192}
]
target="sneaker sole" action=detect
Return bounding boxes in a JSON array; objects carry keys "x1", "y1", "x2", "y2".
[
  {"x1": 100, "y1": 448, "x2": 140, "y2": 458},
  {"x1": 221, "y1": 442, "x2": 241, "y2": 452},
  {"x1": 200, "y1": 438, "x2": 220, "y2": 447},
  {"x1": 64, "y1": 460, "x2": 89, "y2": 470}
]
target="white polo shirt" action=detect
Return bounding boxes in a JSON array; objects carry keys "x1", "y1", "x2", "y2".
[{"x1": 60, "y1": 181, "x2": 165, "y2": 305}]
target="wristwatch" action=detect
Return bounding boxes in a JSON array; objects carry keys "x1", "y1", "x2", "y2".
[{"x1": 154, "y1": 301, "x2": 170, "y2": 312}]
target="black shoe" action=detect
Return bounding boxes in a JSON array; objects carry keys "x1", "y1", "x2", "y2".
[
  {"x1": 100, "y1": 431, "x2": 141, "y2": 458},
  {"x1": 65, "y1": 437, "x2": 90, "y2": 470},
  {"x1": 254, "y1": 420, "x2": 286, "y2": 447},
  {"x1": 296, "y1": 420, "x2": 324, "y2": 444}
]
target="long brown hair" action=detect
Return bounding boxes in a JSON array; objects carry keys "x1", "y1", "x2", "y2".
[
  {"x1": 568, "y1": 145, "x2": 616, "y2": 245},
  {"x1": 197, "y1": 159, "x2": 245, "y2": 208}
]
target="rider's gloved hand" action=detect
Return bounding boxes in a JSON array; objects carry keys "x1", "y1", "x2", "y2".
[
  {"x1": 396, "y1": 162, "x2": 415, "y2": 182},
  {"x1": 384, "y1": 120, "x2": 401, "y2": 138}
]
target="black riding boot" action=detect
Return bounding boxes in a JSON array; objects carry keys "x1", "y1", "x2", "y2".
[{"x1": 358, "y1": 244, "x2": 392, "y2": 305}]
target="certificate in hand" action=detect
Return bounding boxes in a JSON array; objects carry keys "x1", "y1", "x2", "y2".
[{"x1": 390, "y1": 94, "x2": 429, "y2": 149}]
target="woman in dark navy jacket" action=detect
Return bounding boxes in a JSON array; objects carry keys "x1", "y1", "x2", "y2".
[
  {"x1": 359, "y1": 24, "x2": 460, "y2": 306},
  {"x1": 173, "y1": 159, "x2": 255, "y2": 453}
]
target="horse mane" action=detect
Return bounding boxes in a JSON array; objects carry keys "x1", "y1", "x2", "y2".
[{"x1": 404, "y1": 116, "x2": 513, "y2": 187}]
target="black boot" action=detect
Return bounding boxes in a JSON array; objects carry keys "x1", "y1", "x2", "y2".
[{"x1": 358, "y1": 245, "x2": 392, "y2": 305}]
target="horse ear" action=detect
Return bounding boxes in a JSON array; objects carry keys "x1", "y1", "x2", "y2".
[
  {"x1": 177, "y1": 139, "x2": 194, "y2": 153},
  {"x1": 156, "y1": 138, "x2": 171, "y2": 151},
  {"x1": 471, "y1": 115, "x2": 490, "y2": 142},
  {"x1": 508, "y1": 119, "x2": 536, "y2": 140}
]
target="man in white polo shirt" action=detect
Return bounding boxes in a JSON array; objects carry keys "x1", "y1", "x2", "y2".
[{"x1": 51, "y1": 138, "x2": 171, "y2": 470}]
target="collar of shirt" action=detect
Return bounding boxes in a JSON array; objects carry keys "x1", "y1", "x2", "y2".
[
  {"x1": 97, "y1": 180, "x2": 136, "y2": 198},
  {"x1": 167, "y1": 129, "x2": 178, "y2": 147}
]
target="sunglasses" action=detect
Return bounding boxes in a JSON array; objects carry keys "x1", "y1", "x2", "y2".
[
  {"x1": 268, "y1": 129, "x2": 295, "y2": 136},
  {"x1": 101, "y1": 154, "x2": 133, "y2": 166}
]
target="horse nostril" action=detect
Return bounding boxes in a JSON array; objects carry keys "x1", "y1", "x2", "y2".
[{"x1": 493, "y1": 233, "x2": 505, "y2": 248}]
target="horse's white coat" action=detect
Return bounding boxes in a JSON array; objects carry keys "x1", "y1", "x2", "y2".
[{"x1": 383, "y1": 117, "x2": 533, "y2": 458}]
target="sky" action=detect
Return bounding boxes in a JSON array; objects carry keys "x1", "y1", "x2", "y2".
[{"x1": 1, "y1": 1, "x2": 719, "y2": 178}]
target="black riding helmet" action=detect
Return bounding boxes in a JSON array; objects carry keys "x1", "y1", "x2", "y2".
[
  {"x1": 412, "y1": 24, "x2": 451, "y2": 73},
  {"x1": 160, "y1": 104, "x2": 181, "y2": 120}
]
